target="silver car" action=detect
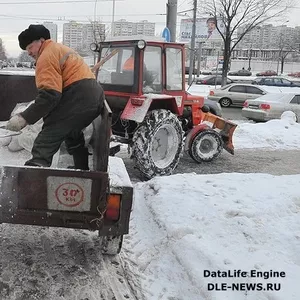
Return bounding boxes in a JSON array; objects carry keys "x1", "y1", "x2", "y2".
[
  {"x1": 242, "y1": 93, "x2": 300, "y2": 122},
  {"x1": 186, "y1": 92, "x2": 222, "y2": 116},
  {"x1": 208, "y1": 83, "x2": 267, "y2": 107},
  {"x1": 203, "y1": 97, "x2": 222, "y2": 116}
]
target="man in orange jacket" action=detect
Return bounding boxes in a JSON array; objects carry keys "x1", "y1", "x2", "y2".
[
  {"x1": 122, "y1": 52, "x2": 155, "y2": 86},
  {"x1": 6, "y1": 24, "x2": 104, "y2": 170},
  {"x1": 122, "y1": 54, "x2": 134, "y2": 71}
]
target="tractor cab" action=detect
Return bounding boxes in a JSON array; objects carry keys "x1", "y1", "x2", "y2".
[
  {"x1": 94, "y1": 39, "x2": 185, "y2": 94},
  {"x1": 91, "y1": 38, "x2": 237, "y2": 180}
]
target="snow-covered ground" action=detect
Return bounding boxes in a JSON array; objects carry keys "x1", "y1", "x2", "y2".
[
  {"x1": 0, "y1": 68, "x2": 35, "y2": 76},
  {"x1": 234, "y1": 115, "x2": 300, "y2": 150},
  {"x1": 0, "y1": 115, "x2": 300, "y2": 299},
  {"x1": 128, "y1": 173, "x2": 300, "y2": 300}
]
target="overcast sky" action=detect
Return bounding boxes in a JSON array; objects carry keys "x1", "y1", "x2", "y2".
[{"x1": 1, "y1": 0, "x2": 300, "y2": 58}]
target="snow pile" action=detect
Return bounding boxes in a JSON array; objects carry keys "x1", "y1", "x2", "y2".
[
  {"x1": 281, "y1": 110, "x2": 297, "y2": 123},
  {"x1": 0, "y1": 102, "x2": 42, "y2": 152},
  {"x1": 233, "y1": 114, "x2": 300, "y2": 150},
  {"x1": 0, "y1": 69, "x2": 35, "y2": 76},
  {"x1": 126, "y1": 173, "x2": 300, "y2": 300},
  {"x1": 0, "y1": 101, "x2": 93, "y2": 154}
]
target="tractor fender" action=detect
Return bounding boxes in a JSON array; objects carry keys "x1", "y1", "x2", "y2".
[
  {"x1": 184, "y1": 123, "x2": 210, "y2": 152},
  {"x1": 121, "y1": 93, "x2": 180, "y2": 123}
]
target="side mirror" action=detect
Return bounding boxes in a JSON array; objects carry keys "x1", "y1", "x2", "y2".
[{"x1": 202, "y1": 105, "x2": 210, "y2": 113}]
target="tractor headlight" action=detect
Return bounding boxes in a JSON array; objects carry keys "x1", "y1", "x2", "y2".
[
  {"x1": 90, "y1": 42, "x2": 99, "y2": 52},
  {"x1": 137, "y1": 40, "x2": 146, "y2": 50}
]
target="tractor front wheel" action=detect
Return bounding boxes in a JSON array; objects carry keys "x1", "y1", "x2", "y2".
[
  {"x1": 189, "y1": 129, "x2": 223, "y2": 162},
  {"x1": 132, "y1": 109, "x2": 183, "y2": 179}
]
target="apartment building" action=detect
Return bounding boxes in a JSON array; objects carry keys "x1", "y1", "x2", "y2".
[
  {"x1": 43, "y1": 22, "x2": 58, "y2": 42},
  {"x1": 63, "y1": 21, "x2": 105, "y2": 53},
  {"x1": 112, "y1": 19, "x2": 155, "y2": 37},
  {"x1": 237, "y1": 24, "x2": 299, "y2": 50},
  {"x1": 135, "y1": 20, "x2": 155, "y2": 36},
  {"x1": 63, "y1": 21, "x2": 84, "y2": 51}
]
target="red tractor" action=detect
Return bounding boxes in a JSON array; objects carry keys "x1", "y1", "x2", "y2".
[{"x1": 91, "y1": 38, "x2": 237, "y2": 179}]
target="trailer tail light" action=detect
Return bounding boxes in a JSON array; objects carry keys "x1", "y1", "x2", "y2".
[
  {"x1": 202, "y1": 80, "x2": 207, "y2": 84},
  {"x1": 259, "y1": 103, "x2": 271, "y2": 110},
  {"x1": 131, "y1": 97, "x2": 145, "y2": 106},
  {"x1": 106, "y1": 194, "x2": 121, "y2": 221},
  {"x1": 243, "y1": 101, "x2": 249, "y2": 108},
  {"x1": 209, "y1": 90, "x2": 215, "y2": 96}
]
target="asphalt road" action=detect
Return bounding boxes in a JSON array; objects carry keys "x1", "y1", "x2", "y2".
[
  {"x1": 118, "y1": 107, "x2": 300, "y2": 182},
  {"x1": 222, "y1": 106, "x2": 247, "y2": 121},
  {"x1": 120, "y1": 149, "x2": 300, "y2": 183}
]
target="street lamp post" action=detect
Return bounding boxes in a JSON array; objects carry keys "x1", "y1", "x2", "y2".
[
  {"x1": 248, "y1": 47, "x2": 252, "y2": 71},
  {"x1": 94, "y1": 0, "x2": 116, "y2": 37},
  {"x1": 188, "y1": 0, "x2": 197, "y2": 86},
  {"x1": 112, "y1": 0, "x2": 116, "y2": 36},
  {"x1": 93, "y1": 0, "x2": 98, "y2": 64}
]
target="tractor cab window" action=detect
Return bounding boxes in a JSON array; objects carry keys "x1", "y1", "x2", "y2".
[
  {"x1": 97, "y1": 47, "x2": 135, "y2": 86},
  {"x1": 143, "y1": 46, "x2": 162, "y2": 93},
  {"x1": 166, "y1": 48, "x2": 183, "y2": 90}
]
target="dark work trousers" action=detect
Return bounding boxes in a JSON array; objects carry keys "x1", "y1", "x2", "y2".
[{"x1": 25, "y1": 79, "x2": 104, "y2": 167}]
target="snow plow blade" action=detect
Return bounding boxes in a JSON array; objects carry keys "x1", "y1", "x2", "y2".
[{"x1": 202, "y1": 112, "x2": 237, "y2": 155}]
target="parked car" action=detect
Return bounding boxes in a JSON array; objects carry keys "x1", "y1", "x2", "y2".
[
  {"x1": 186, "y1": 91, "x2": 222, "y2": 116},
  {"x1": 256, "y1": 70, "x2": 277, "y2": 76},
  {"x1": 201, "y1": 67, "x2": 224, "y2": 75},
  {"x1": 196, "y1": 75, "x2": 233, "y2": 85},
  {"x1": 185, "y1": 66, "x2": 197, "y2": 75},
  {"x1": 252, "y1": 77, "x2": 300, "y2": 87},
  {"x1": 208, "y1": 83, "x2": 267, "y2": 107},
  {"x1": 211, "y1": 67, "x2": 224, "y2": 75},
  {"x1": 203, "y1": 97, "x2": 223, "y2": 116},
  {"x1": 242, "y1": 93, "x2": 300, "y2": 122},
  {"x1": 228, "y1": 69, "x2": 252, "y2": 76},
  {"x1": 288, "y1": 72, "x2": 300, "y2": 78}
]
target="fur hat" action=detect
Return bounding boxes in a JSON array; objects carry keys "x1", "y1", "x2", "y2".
[{"x1": 18, "y1": 25, "x2": 50, "y2": 50}]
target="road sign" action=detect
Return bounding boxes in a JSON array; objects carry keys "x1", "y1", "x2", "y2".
[{"x1": 162, "y1": 27, "x2": 171, "y2": 42}]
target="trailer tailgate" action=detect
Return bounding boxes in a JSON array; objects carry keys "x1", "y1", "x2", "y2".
[{"x1": 0, "y1": 166, "x2": 108, "y2": 230}]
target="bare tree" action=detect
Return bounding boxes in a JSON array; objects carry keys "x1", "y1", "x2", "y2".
[
  {"x1": 276, "y1": 36, "x2": 294, "y2": 74},
  {"x1": 88, "y1": 20, "x2": 110, "y2": 65},
  {"x1": 18, "y1": 51, "x2": 34, "y2": 63},
  {"x1": 90, "y1": 20, "x2": 108, "y2": 44},
  {"x1": 0, "y1": 38, "x2": 7, "y2": 61},
  {"x1": 204, "y1": 0, "x2": 294, "y2": 85},
  {"x1": 275, "y1": 30, "x2": 300, "y2": 74}
]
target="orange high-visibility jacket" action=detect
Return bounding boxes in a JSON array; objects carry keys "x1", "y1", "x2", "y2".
[
  {"x1": 21, "y1": 40, "x2": 96, "y2": 124},
  {"x1": 123, "y1": 56, "x2": 134, "y2": 71},
  {"x1": 36, "y1": 40, "x2": 94, "y2": 92}
]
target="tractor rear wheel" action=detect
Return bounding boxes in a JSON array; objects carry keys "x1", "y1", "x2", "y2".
[
  {"x1": 189, "y1": 129, "x2": 223, "y2": 162},
  {"x1": 132, "y1": 109, "x2": 183, "y2": 179}
]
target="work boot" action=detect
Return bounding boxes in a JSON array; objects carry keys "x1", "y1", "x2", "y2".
[
  {"x1": 71, "y1": 147, "x2": 90, "y2": 170},
  {"x1": 24, "y1": 160, "x2": 46, "y2": 167}
]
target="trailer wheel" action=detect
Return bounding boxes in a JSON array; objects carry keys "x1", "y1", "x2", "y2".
[
  {"x1": 100, "y1": 235, "x2": 123, "y2": 255},
  {"x1": 132, "y1": 109, "x2": 183, "y2": 179},
  {"x1": 189, "y1": 129, "x2": 223, "y2": 162}
]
